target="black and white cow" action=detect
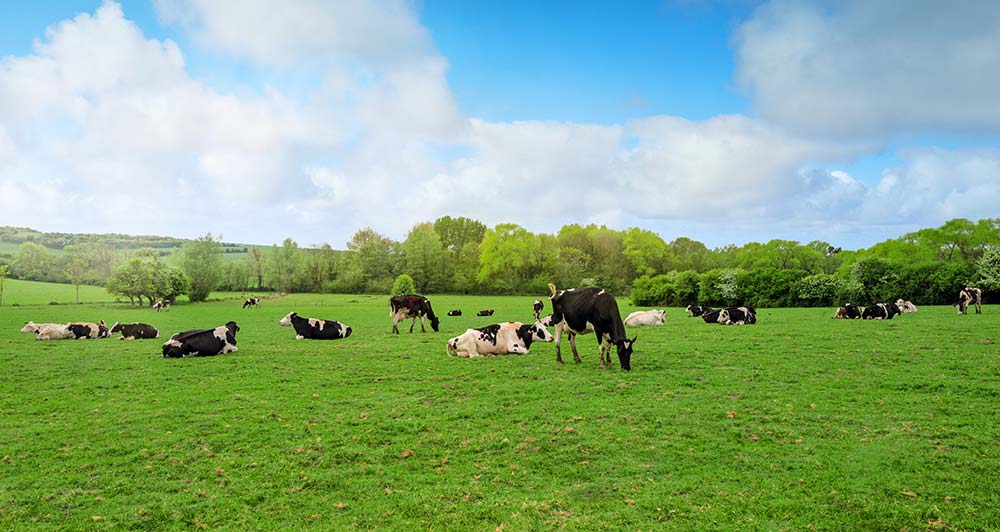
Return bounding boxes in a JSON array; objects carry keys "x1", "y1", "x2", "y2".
[
  {"x1": 957, "y1": 287, "x2": 982, "y2": 315},
  {"x1": 243, "y1": 297, "x2": 261, "y2": 309},
  {"x1": 700, "y1": 309, "x2": 723, "y2": 323},
  {"x1": 110, "y1": 322, "x2": 159, "y2": 340},
  {"x1": 153, "y1": 300, "x2": 171, "y2": 312},
  {"x1": 446, "y1": 321, "x2": 553, "y2": 357},
  {"x1": 686, "y1": 305, "x2": 712, "y2": 317},
  {"x1": 389, "y1": 295, "x2": 440, "y2": 334},
  {"x1": 67, "y1": 320, "x2": 110, "y2": 339},
  {"x1": 162, "y1": 322, "x2": 240, "y2": 357},
  {"x1": 862, "y1": 303, "x2": 901, "y2": 320},
  {"x1": 717, "y1": 307, "x2": 757, "y2": 325},
  {"x1": 533, "y1": 299, "x2": 544, "y2": 321},
  {"x1": 833, "y1": 303, "x2": 862, "y2": 319},
  {"x1": 447, "y1": 309, "x2": 462, "y2": 316},
  {"x1": 477, "y1": 309, "x2": 495, "y2": 316},
  {"x1": 547, "y1": 283, "x2": 636, "y2": 371},
  {"x1": 279, "y1": 312, "x2": 352, "y2": 340}
]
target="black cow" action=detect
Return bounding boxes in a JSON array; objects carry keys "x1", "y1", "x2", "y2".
[
  {"x1": 389, "y1": 295, "x2": 440, "y2": 334},
  {"x1": 532, "y1": 299, "x2": 544, "y2": 321},
  {"x1": 862, "y1": 303, "x2": 901, "y2": 320},
  {"x1": 162, "y1": 321, "x2": 239, "y2": 357},
  {"x1": 686, "y1": 305, "x2": 712, "y2": 317},
  {"x1": 153, "y1": 300, "x2": 170, "y2": 312},
  {"x1": 110, "y1": 322, "x2": 159, "y2": 340},
  {"x1": 477, "y1": 309, "x2": 495, "y2": 316},
  {"x1": 718, "y1": 306, "x2": 757, "y2": 325},
  {"x1": 833, "y1": 303, "x2": 862, "y2": 319},
  {"x1": 67, "y1": 320, "x2": 110, "y2": 339},
  {"x1": 243, "y1": 297, "x2": 261, "y2": 309},
  {"x1": 279, "y1": 312, "x2": 351, "y2": 340},
  {"x1": 447, "y1": 309, "x2": 462, "y2": 316},
  {"x1": 957, "y1": 287, "x2": 982, "y2": 315},
  {"x1": 547, "y1": 283, "x2": 636, "y2": 371},
  {"x1": 700, "y1": 309, "x2": 723, "y2": 323}
]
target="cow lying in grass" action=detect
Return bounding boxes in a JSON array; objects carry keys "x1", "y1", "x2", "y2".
[
  {"x1": 110, "y1": 322, "x2": 159, "y2": 340},
  {"x1": 162, "y1": 322, "x2": 239, "y2": 358},
  {"x1": 447, "y1": 321, "x2": 552, "y2": 357},
  {"x1": 279, "y1": 312, "x2": 352, "y2": 340}
]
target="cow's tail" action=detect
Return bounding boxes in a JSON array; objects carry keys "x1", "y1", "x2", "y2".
[
  {"x1": 445, "y1": 338, "x2": 458, "y2": 357},
  {"x1": 548, "y1": 283, "x2": 557, "y2": 298}
]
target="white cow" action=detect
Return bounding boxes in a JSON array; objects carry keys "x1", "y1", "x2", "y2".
[
  {"x1": 624, "y1": 309, "x2": 666, "y2": 326},
  {"x1": 447, "y1": 321, "x2": 553, "y2": 358},
  {"x1": 895, "y1": 299, "x2": 918, "y2": 313},
  {"x1": 33, "y1": 323, "x2": 76, "y2": 341}
]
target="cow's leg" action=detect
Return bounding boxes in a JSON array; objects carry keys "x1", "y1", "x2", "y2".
[
  {"x1": 419, "y1": 315, "x2": 426, "y2": 333},
  {"x1": 977, "y1": 301, "x2": 982, "y2": 314},
  {"x1": 409, "y1": 317, "x2": 416, "y2": 333},
  {"x1": 392, "y1": 312, "x2": 401, "y2": 334},
  {"x1": 569, "y1": 333, "x2": 582, "y2": 364},
  {"x1": 553, "y1": 326, "x2": 564, "y2": 364}
]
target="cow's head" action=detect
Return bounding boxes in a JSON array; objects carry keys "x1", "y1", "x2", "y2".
[
  {"x1": 279, "y1": 312, "x2": 296, "y2": 327},
  {"x1": 20, "y1": 322, "x2": 38, "y2": 334},
  {"x1": 342, "y1": 324, "x2": 352, "y2": 338},
  {"x1": 225, "y1": 321, "x2": 240, "y2": 334},
  {"x1": 429, "y1": 315, "x2": 440, "y2": 332},
  {"x1": 616, "y1": 337, "x2": 636, "y2": 371},
  {"x1": 657, "y1": 310, "x2": 666, "y2": 323},
  {"x1": 110, "y1": 322, "x2": 122, "y2": 334},
  {"x1": 97, "y1": 320, "x2": 110, "y2": 338}
]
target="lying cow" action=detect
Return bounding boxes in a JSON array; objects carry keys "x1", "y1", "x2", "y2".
[
  {"x1": 700, "y1": 309, "x2": 723, "y2": 323},
  {"x1": 110, "y1": 322, "x2": 159, "y2": 340},
  {"x1": 957, "y1": 287, "x2": 982, "y2": 315},
  {"x1": 718, "y1": 307, "x2": 757, "y2": 325},
  {"x1": 67, "y1": 321, "x2": 110, "y2": 339},
  {"x1": 477, "y1": 309, "x2": 495, "y2": 317},
  {"x1": 686, "y1": 305, "x2": 712, "y2": 317},
  {"x1": 20, "y1": 321, "x2": 58, "y2": 334},
  {"x1": 447, "y1": 309, "x2": 462, "y2": 316},
  {"x1": 833, "y1": 303, "x2": 862, "y2": 319},
  {"x1": 243, "y1": 297, "x2": 260, "y2": 309},
  {"x1": 279, "y1": 312, "x2": 352, "y2": 340},
  {"x1": 446, "y1": 321, "x2": 552, "y2": 357},
  {"x1": 533, "y1": 300, "x2": 544, "y2": 321},
  {"x1": 162, "y1": 321, "x2": 240, "y2": 357},
  {"x1": 21, "y1": 322, "x2": 75, "y2": 341},
  {"x1": 624, "y1": 309, "x2": 666, "y2": 326},
  {"x1": 862, "y1": 303, "x2": 901, "y2": 320},
  {"x1": 153, "y1": 300, "x2": 171, "y2": 312},
  {"x1": 895, "y1": 299, "x2": 918, "y2": 313}
]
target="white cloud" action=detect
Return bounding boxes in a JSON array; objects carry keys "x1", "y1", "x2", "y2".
[{"x1": 735, "y1": 1, "x2": 1000, "y2": 138}]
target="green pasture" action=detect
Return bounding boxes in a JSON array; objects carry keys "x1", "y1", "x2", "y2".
[
  {"x1": 2, "y1": 294, "x2": 999, "y2": 531},
  {"x1": 0, "y1": 278, "x2": 116, "y2": 306}
]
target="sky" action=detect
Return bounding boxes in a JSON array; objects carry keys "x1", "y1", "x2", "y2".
[{"x1": 1, "y1": 1, "x2": 999, "y2": 250}]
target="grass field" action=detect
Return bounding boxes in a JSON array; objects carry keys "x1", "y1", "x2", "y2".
[
  {"x1": 2, "y1": 294, "x2": 999, "y2": 531},
  {"x1": 1, "y1": 278, "x2": 117, "y2": 306}
]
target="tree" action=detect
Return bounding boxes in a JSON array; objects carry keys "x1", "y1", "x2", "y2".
[
  {"x1": 106, "y1": 256, "x2": 154, "y2": 307},
  {"x1": 850, "y1": 257, "x2": 899, "y2": 304},
  {"x1": 179, "y1": 234, "x2": 223, "y2": 302},
  {"x1": 245, "y1": 247, "x2": 266, "y2": 290},
  {"x1": 64, "y1": 252, "x2": 89, "y2": 304},
  {"x1": 976, "y1": 248, "x2": 1000, "y2": 291},
  {"x1": 0, "y1": 263, "x2": 8, "y2": 306},
  {"x1": 623, "y1": 228, "x2": 672, "y2": 277},
  {"x1": 391, "y1": 274, "x2": 416, "y2": 296},
  {"x1": 345, "y1": 228, "x2": 398, "y2": 293},
  {"x1": 402, "y1": 223, "x2": 445, "y2": 292},
  {"x1": 477, "y1": 224, "x2": 541, "y2": 293},
  {"x1": 12, "y1": 242, "x2": 55, "y2": 281},
  {"x1": 220, "y1": 261, "x2": 251, "y2": 291},
  {"x1": 266, "y1": 238, "x2": 304, "y2": 293}
]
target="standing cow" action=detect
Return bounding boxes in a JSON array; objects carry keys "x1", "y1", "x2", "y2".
[
  {"x1": 446, "y1": 321, "x2": 552, "y2": 357},
  {"x1": 957, "y1": 287, "x2": 982, "y2": 315},
  {"x1": 162, "y1": 322, "x2": 240, "y2": 357},
  {"x1": 279, "y1": 312, "x2": 352, "y2": 340},
  {"x1": 547, "y1": 283, "x2": 636, "y2": 371},
  {"x1": 389, "y1": 295, "x2": 440, "y2": 334},
  {"x1": 153, "y1": 300, "x2": 171, "y2": 312},
  {"x1": 532, "y1": 300, "x2": 544, "y2": 321}
]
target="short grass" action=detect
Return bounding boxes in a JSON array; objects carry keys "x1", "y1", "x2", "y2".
[
  {"x1": 0, "y1": 278, "x2": 116, "y2": 306},
  {"x1": 2, "y1": 295, "x2": 999, "y2": 531}
]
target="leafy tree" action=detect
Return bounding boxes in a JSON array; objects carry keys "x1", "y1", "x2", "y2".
[
  {"x1": 477, "y1": 224, "x2": 541, "y2": 293},
  {"x1": 107, "y1": 256, "x2": 155, "y2": 306},
  {"x1": 220, "y1": 261, "x2": 251, "y2": 292},
  {"x1": 977, "y1": 248, "x2": 1000, "y2": 292},
  {"x1": 12, "y1": 242, "x2": 55, "y2": 281},
  {"x1": 245, "y1": 247, "x2": 266, "y2": 290},
  {"x1": 0, "y1": 263, "x2": 8, "y2": 306},
  {"x1": 345, "y1": 228, "x2": 399, "y2": 293},
  {"x1": 391, "y1": 274, "x2": 416, "y2": 296},
  {"x1": 179, "y1": 234, "x2": 223, "y2": 302},
  {"x1": 64, "y1": 252, "x2": 89, "y2": 304},
  {"x1": 797, "y1": 274, "x2": 843, "y2": 307},
  {"x1": 699, "y1": 268, "x2": 744, "y2": 307},
  {"x1": 850, "y1": 257, "x2": 899, "y2": 304},
  {"x1": 433, "y1": 216, "x2": 487, "y2": 253},
  {"x1": 266, "y1": 238, "x2": 305, "y2": 293},
  {"x1": 623, "y1": 228, "x2": 671, "y2": 277},
  {"x1": 402, "y1": 223, "x2": 445, "y2": 292},
  {"x1": 302, "y1": 244, "x2": 336, "y2": 293},
  {"x1": 670, "y1": 237, "x2": 712, "y2": 272}
]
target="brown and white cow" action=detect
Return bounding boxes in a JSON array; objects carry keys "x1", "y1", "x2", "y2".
[
  {"x1": 957, "y1": 287, "x2": 982, "y2": 315},
  {"x1": 446, "y1": 321, "x2": 553, "y2": 357}
]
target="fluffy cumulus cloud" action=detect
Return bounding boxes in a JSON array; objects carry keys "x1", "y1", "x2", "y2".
[{"x1": 735, "y1": 0, "x2": 1000, "y2": 138}]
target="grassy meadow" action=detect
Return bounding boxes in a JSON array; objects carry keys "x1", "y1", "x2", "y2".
[{"x1": 2, "y1": 293, "x2": 999, "y2": 530}]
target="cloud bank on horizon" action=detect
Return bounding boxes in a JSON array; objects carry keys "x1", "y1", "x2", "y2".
[{"x1": 1, "y1": 0, "x2": 998, "y2": 249}]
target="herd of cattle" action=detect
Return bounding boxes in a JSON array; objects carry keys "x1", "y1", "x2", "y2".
[{"x1": 17, "y1": 288, "x2": 988, "y2": 370}]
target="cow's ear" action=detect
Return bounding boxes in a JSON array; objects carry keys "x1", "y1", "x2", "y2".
[{"x1": 630, "y1": 336, "x2": 637, "y2": 344}]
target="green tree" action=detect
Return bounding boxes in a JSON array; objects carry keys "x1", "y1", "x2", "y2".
[
  {"x1": 245, "y1": 247, "x2": 266, "y2": 290},
  {"x1": 0, "y1": 263, "x2": 8, "y2": 306},
  {"x1": 976, "y1": 248, "x2": 1000, "y2": 291},
  {"x1": 623, "y1": 228, "x2": 671, "y2": 277},
  {"x1": 179, "y1": 234, "x2": 223, "y2": 302},
  {"x1": 851, "y1": 257, "x2": 899, "y2": 304},
  {"x1": 266, "y1": 238, "x2": 304, "y2": 293},
  {"x1": 106, "y1": 256, "x2": 155, "y2": 306},
  {"x1": 391, "y1": 274, "x2": 416, "y2": 296},
  {"x1": 477, "y1": 224, "x2": 541, "y2": 293},
  {"x1": 402, "y1": 223, "x2": 445, "y2": 292},
  {"x1": 64, "y1": 252, "x2": 89, "y2": 304},
  {"x1": 345, "y1": 228, "x2": 398, "y2": 293},
  {"x1": 12, "y1": 242, "x2": 55, "y2": 281},
  {"x1": 221, "y1": 261, "x2": 251, "y2": 291}
]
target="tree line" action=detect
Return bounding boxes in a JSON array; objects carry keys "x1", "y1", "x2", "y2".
[{"x1": 1, "y1": 217, "x2": 999, "y2": 307}]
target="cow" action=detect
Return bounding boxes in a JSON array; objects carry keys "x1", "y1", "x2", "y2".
[
  {"x1": 279, "y1": 312, "x2": 352, "y2": 340},
  {"x1": 447, "y1": 309, "x2": 462, "y2": 316},
  {"x1": 20, "y1": 321, "x2": 59, "y2": 334},
  {"x1": 476, "y1": 309, "x2": 495, "y2": 317},
  {"x1": 700, "y1": 309, "x2": 723, "y2": 323},
  {"x1": 243, "y1": 297, "x2": 261, "y2": 309},
  {"x1": 153, "y1": 300, "x2": 171, "y2": 312},
  {"x1": 717, "y1": 307, "x2": 757, "y2": 325},
  {"x1": 66, "y1": 321, "x2": 110, "y2": 339},
  {"x1": 24, "y1": 322, "x2": 75, "y2": 341},
  {"x1": 862, "y1": 303, "x2": 901, "y2": 320},
  {"x1": 446, "y1": 321, "x2": 553, "y2": 357},
  {"x1": 547, "y1": 283, "x2": 636, "y2": 371},
  {"x1": 624, "y1": 309, "x2": 666, "y2": 326},
  {"x1": 833, "y1": 303, "x2": 862, "y2": 319},
  {"x1": 109, "y1": 322, "x2": 159, "y2": 340},
  {"x1": 895, "y1": 299, "x2": 918, "y2": 313},
  {"x1": 686, "y1": 305, "x2": 712, "y2": 317},
  {"x1": 533, "y1": 300, "x2": 544, "y2": 321},
  {"x1": 389, "y1": 295, "x2": 440, "y2": 334},
  {"x1": 162, "y1": 322, "x2": 240, "y2": 357},
  {"x1": 957, "y1": 287, "x2": 982, "y2": 315}
]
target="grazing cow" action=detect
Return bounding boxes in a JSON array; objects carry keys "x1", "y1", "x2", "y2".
[
  {"x1": 533, "y1": 300, "x2": 544, "y2": 321},
  {"x1": 624, "y1": 309, "x2": 666, "y2": 326},
  {"x1": 389, "y1": 295, "x2": 440, "y2": 334},
  {"x1": 162, "y1": 322, "x2": 240, "y2": 357},
  {"x1": 153, "y1": 300, "x2": 171, "y2": 312},
  {"x1": 446, "y1": 321, "x2": 553, "y2": 357},
  {"x1": 26, "y1": 323, "x2": 76, "y2": 341},
  {"x1": 686, "y1": 305, "x2": 712, "y2": 317},
  {"x1": 279, "y1": 312, "x2": 352, "y2": 340},
  {"x1": 447, "y1": 309, "x2": 462, "y2": 316},
  {"x1": 957, "y1": 287, "x2": 983, "y2": 315},
  {"x1": 547, "y1": 283, "x2": 636, "y2": 371},
  {"x1": 243, "y1": 297, "x2": 261, "y2": 309},
  {"x1": 862, "y1": 303, "x2": 901, "y2": 320},
  {"x1": 67, "y1": 321, "x2": 110, "y2": 339},
  {"x1": 895, "y1": 299, "x2": 918, "y2": 313},
  {"x1": 110, "y1": 322, "x2": 159, "y2": 340},
  {"x1": 477, "y1": 309, "x2": 495, "y2": 317},
  {"x1": 717, "y1": 307, "x2": 757, "y2": 325},
  {"x1": 833, "y1": 303, "x2": 863, "y2": 319}
]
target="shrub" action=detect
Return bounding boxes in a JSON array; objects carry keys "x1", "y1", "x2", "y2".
[{"x1": 390, "y1": 274, "x2": 416, "y2": 296}]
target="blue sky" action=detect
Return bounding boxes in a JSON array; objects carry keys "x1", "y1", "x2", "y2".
[{"x1": 1, "y1": 1, "x2": 998, "y2": 249}]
